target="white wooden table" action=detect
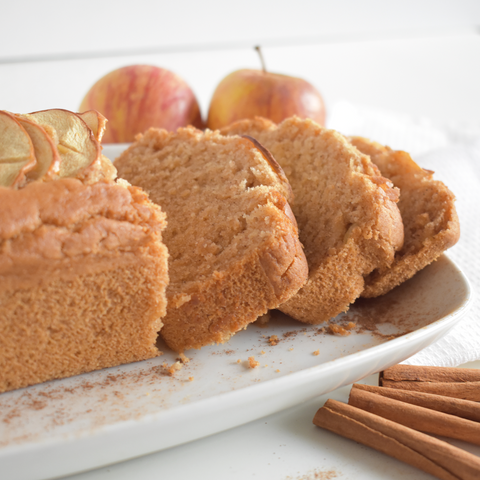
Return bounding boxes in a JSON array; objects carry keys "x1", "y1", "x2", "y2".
[{"x1": 2, "y1": 2, "x2": 480, "y2": 478}]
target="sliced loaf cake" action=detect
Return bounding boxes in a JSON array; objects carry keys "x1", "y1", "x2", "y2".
[
  {"x1": 115, "y1": 126, "x2": 308, "y2": 352},
  {"x1": 0, "y1": 108, "x2": 169, "y2": 394},
  {"x1": 221, "y1": 117, "x2": 404, "y2": 324}
]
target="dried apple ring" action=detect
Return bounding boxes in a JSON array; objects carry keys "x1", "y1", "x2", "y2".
[
  {"x1": 0, "y1": 110, "x2": 36, "y2": 188},
  {"x1": 16, "y1": 115, "x2": 61, "y2": 181},
  {"x1": 26, "y1": 109, "x2": 101, "y2": 179}
]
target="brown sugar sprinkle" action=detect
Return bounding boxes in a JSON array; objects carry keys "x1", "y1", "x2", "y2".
[
  {"x1": 268, "y1": 335, "x2": 279, "y2": 346},
  {"x1": 248, "y1": 356, "x2": 260, "y2": 368},
  {"x1": 328, "y1": 324, "x2": 351, "y2": 336},
  {"x1": 313, "y1": 350, "x2": 320, "y2": 356}
]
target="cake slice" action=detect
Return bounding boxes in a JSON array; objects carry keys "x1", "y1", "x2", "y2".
[
  {"x1": 115, "y1": 126, "x2": 308, "y2": 352},
  {"x1": 221, "y1": 117, "x2": 404, "y2": 324},
  {"x1": 349, "y1": 137, "x2": 460, "y2": 297}
]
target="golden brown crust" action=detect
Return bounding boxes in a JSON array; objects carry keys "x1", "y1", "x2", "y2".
[
  {"x1": 221, "y1": 117, "x2": 404, "y2": 324},
  {"x1": 0, "y1": 179, "x2": 166, "y2": 281},
  {"x1": 0, "y1": 177, "x2": 152, "y2": 240},
  {"x1": 115, "y1": 126, "x2": 308, "y2": 351},
  {"x1": 0, "y1": 179, "x2": 169, "y2": 393},
  {"x1": 349, "y1": 137, "x2": 460, "y2": 297}
]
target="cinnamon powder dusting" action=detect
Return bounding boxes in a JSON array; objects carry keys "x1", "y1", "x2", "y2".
[
  {"x1": 284, "y1": 469, "x2": 338, "y2": 480},
  {"x1": 0, "y1": 360, "x2": 194, "y2": 447}
]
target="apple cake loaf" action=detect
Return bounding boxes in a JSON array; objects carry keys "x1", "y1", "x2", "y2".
[
  {"x1": 221, "y1": 117, "x2": 404, "y2": 324},
  {"x1": 0, "y1": 109, "x2": 169, "y2": 394},
  {"x1": 349, "y1": 137, "x2": 460, "y2": 297},
  {"x1": 115, "y1": 126, "x2": 308, "y2": 352}
]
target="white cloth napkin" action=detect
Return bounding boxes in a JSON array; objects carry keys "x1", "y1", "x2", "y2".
[{"x1": 329, "y1": 102, "x2": 480, "y2": 367}]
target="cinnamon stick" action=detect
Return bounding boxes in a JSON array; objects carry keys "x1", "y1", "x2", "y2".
[
  {"x1": 349, "y1": 385, "x2": 480, "y2": 445},
  {"x1": 313, "y1": 399, "x2": 480, "y2": 480},
  {"x1": 379, "y1": 381, "x2": 480, "y2": 401},
  {"x1": 381, "y1": 365, "x2": 480, "y2": 384},
  {"x1": 353, "y1": 383, "x2": 480, "y2": 423},
  {"x1": 379, "y1": 365, "x2": 480, "y2": 400}
]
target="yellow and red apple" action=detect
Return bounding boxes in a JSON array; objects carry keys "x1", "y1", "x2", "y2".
[
  {"x1": 207, "y1": 57, "x2": 325, "y2": 130},
  {"x1": 79, "y1": 65, "x2": 204, "y2": 143}
]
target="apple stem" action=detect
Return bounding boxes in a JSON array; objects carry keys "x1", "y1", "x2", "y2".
[{"x1": 254, "y1": 46, "x2": 267, "y2": 73}]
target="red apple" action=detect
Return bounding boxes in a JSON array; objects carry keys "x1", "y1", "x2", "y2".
[
  {"x1": 207, "y1": 49, "x2": 325, "y2": 130},
  {"x1": 79, "y1": 65, "x2": 204, "y2": 143}
]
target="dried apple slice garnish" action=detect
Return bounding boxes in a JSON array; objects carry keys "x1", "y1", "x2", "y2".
[
  {"x1": 78, "y1": 110, "x2": 107, "y2": 143},
  {"x1": 16, "y1": 115, "x2": 61, "y2": 181},
  {"x1": 27, "y1": 109, "x2": 101, "y2": 179},
  {"x1": 0, "y1": 110, "x2": 36, "y2": 188}
]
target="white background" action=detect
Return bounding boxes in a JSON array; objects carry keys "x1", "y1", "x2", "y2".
[{"x1": 1, "y1": 1, "x2": 479, "y2": 126}]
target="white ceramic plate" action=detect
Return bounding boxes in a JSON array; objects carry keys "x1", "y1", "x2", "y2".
[{"x1": 0, "y1": 252, "x2": 472, "y2": 480}]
